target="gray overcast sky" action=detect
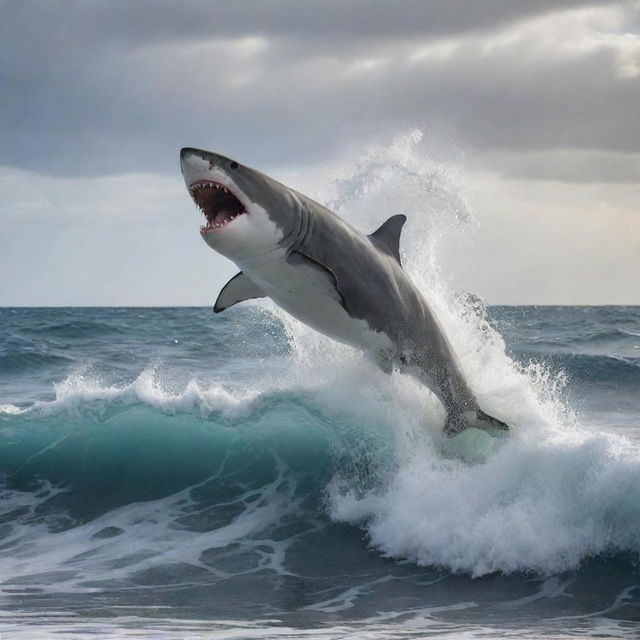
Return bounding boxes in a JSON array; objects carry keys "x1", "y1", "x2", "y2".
[{"x1": 1, "y1": 0, "x2": 639, "y2": 305}]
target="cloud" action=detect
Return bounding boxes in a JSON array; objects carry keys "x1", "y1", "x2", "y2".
[
  {"x1": 1, "y1": 0, "x2": 615, "y2": 48},
  {"x1": 1, "y1": 1, "x2": 637, "y2": 177},
  {"x1": 474, "y1": 149, "x2": 640, "y2": 183}
]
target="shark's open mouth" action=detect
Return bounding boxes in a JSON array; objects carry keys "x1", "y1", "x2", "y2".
[{"x1": 190, "y1": 180, "x2": 247, "y2": 233}]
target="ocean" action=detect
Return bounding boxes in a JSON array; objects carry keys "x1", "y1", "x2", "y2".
[{"x1": 0, "y1": 303, "x2": 639, "y2": 639}]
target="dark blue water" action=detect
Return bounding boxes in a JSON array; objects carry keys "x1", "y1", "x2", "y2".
[{"x1": 1, "y1": 305, "x2": 639, "y2": 639}]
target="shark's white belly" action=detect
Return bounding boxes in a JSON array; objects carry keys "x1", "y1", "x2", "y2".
[{"x1": 242, "y1": 253, "x2": 392, "y2": 353}]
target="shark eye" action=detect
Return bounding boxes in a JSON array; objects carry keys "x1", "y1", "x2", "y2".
[{"x1": 230, "y1": 161, "x2": 239, "y2": 169}]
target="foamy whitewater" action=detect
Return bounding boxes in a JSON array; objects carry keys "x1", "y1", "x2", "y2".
[{"x1": 1, "y1": 134, "x2": 639, "y2": 638}]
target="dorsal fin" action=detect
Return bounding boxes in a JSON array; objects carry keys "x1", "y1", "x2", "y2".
[{"x1": 368, "y1": 214, "x2": 406, "y2": 265}]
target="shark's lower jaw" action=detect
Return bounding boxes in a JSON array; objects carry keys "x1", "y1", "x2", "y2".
[{"x1": 189, "y1": 180, "x2": 247, "y2": 233}]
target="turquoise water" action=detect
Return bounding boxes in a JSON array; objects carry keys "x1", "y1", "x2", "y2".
[{"x1": 0, "y1": 305, "x2": 639, "y2": 639}]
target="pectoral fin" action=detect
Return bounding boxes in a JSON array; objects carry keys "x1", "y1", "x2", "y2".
[{"x1": 214, "y1": 272, "x2": 266, "y2": 313}]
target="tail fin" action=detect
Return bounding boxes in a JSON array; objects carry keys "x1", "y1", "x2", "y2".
[
  {"x1": 444, "y1": 409, "x2": 510, "y2": 437},
  {"x1": 475, "y1": 409, "x2": 509, "y2": 432}
]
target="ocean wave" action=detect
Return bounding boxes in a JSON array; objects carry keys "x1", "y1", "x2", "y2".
[
  {"x1": 0, "y1": 366, "x2": 392, "y2": 500},
  {"x1": 489, "y1": 307, "x2": 640, "y2": 361},
  {"x1": 0, "y1": 372, "x2": 393, "y2": 595},
  {"x1": 0, "y1": 350, "x2": 74, "y2": 374},
  {"x1": 22, "y1": 368, "x2": 261, "y2": 420},
  {"x1": 16, "y1": 320, "x2": 125, "y2": 339},
  {"x1": 0, "y1": 349, "x2": 638, "y2": 581},
  {"x1": 514, "y1": 350, "x2": 640, "y2": 383}
]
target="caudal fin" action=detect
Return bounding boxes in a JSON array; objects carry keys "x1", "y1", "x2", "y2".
[
  {"x1": 444, "y1": 409, "x2": 510, "y2": 437},
  {"x1": 475, "y1": 409, "x2": 509, "y2": 432}
]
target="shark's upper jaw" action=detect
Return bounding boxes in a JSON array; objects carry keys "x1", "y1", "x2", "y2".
[{"x1": 189, "y1": 180, "x2": 248, "y2": 233}]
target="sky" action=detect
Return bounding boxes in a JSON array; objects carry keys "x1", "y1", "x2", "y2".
[{"x1": 1, "y1": 0, "x2": 639, "y2": 306}]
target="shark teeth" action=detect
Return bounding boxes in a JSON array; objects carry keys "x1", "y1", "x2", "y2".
[
  {"x1": 189, "y1": 180, "x2": 247, "y2": 233},
  {"x1": 199, "y1": 213, "x2": 239, "y2": 233},
  {"x1": 190, "y1": 181, "x2": 231, "y2": 195}
]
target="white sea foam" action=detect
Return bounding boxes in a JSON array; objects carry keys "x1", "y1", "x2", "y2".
[
  {"x1": 0, "y1": 403, "x2": 26, "y2": 415},
  {"x1": 6, "y1": 364, "x2": 264, "y2": 421},
  {"x1": 0, "y1": 459, "x2": 302, "y2": 595}
]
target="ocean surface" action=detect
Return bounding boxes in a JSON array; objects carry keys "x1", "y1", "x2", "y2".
[{"x1": 1, "y1": 304, "x2": 639, "y2": 639}]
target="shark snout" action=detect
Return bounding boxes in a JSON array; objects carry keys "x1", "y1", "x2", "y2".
[
  {"x1": 180, "y1": 147, "x2": 229, "y2": 184},
  {"x1": 180, "y1": 148, "x2": 237, "y2": 172},
  {"x1": 180, "y1": 147, "x2": 198, "y2": 160},
  {"x1": 180, "y1": 147, "x2": 217, "y2": 161}
]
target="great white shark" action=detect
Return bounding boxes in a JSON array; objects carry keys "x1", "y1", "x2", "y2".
[{"x1": 180, "y1": 147, "x2": 509, "y2": 436}]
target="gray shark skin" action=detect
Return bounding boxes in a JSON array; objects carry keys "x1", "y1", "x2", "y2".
[{"x1": 180, "y1": 147, "x2": 509, "y2": 436}]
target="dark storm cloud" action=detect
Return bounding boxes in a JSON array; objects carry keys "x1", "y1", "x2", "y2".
[
  {"x1": 0, "y1": 0, "x2": 636, "y2": 177},
  {"x1": 1, "y1": 0, "x2": 613, "y2": 46}
]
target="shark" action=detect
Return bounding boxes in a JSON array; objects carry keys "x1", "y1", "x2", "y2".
[{"x1": 180, "y1": 147, "x2": 509, "y2": 436}]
